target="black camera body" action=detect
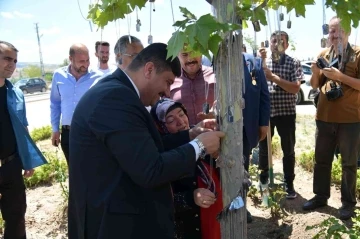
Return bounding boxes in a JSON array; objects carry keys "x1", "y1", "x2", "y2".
[
  {"x1": 326, "y1": 81, "x2": 343, "y2": 101},
  {"x1": 316, "y1": 57, "x2": 339, "y2": 70},
  {"x1": 316, "y1": 57, "x2": 329, "y2": 69}
]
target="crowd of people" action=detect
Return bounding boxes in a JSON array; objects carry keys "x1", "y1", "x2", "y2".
[{"x1": 0, "y1": 15, "x2": 359, "y2": 239}]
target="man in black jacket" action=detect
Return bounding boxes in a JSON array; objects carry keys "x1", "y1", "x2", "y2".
[{"x1": 68, "y1": 43, "x2": 225, "y2": 239}]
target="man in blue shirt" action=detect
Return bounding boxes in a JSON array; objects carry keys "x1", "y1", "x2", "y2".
[
  {"x1": 0, "y1": 40, "x2": 47, "y2": 239},
  {"x1": 50, "y1": 43, "x2": 102, "y2": 164}
]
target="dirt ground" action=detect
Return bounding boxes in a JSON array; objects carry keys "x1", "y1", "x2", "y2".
[
  {"x1": 23, "y1": 115, "x2": 359, "y2": 239},
  {"x1": 246, "y1": 158, "x2": 358, "y2": 239},
  {"x1": 22, "y1": 157, "x2": 358, "y2": 239}
]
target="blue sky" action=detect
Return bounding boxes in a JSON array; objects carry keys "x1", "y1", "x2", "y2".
[{"x1": 0, "y1": 0, "x2": 359, "y2": 68}]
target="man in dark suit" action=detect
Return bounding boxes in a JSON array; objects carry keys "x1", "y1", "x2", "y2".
[
  {"x1": 242, "y1": 53, "x2": 270, "y2": 222},
  {"x1": 68, "y1": 43, "x2": 225, "y2": 239},
  {"x1": 242, "y1": 53, "x2": 270, "y2": 173}
]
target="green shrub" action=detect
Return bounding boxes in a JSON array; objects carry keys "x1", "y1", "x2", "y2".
[
  {"x1": 297, "y1": 153, "x2": 360, "y2": 199},
  {"x1": 24, "y1": 151, "x2": 68, "y2": 188},
  {"x1": 297, "y1": 150, "x2": 315, "y2": 172},
  {"x1": 30, "y1": 125, "x2": 52, "y2": 142},
  {"x1": 331, "y1": 157, "x2": 342, "y2": 185},
  {"x1": 306, "y1": 210, "x2": 360, "y2": 238},
  {"x1": 271, "y1": 134, "x2": 281, "y2": 157}
]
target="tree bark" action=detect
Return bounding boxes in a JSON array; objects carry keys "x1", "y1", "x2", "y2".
[{"x1": 211, "y1": 0, "x2": 247, "y2": 238}]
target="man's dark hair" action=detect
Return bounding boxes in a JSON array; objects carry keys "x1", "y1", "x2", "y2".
[
  {"x1": 95, "y1": 41, "x2": 110, "y2": 52},
  {"x1": 0, "y1": 40, "x2": 18, "y2": 54},
  {"x1": 271, "y1": 31, "x2": 289, "y2": 44},
  {"x1": 127, "y1": 43, "x2": 181, "y2": 77}
]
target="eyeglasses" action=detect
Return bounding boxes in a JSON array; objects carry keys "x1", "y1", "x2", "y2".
[{"x1": 123, "y1": 53, "x2": 138, "y2": 58}]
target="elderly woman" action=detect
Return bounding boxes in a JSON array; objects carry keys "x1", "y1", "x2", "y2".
[{"x1": 151, "y1": 98, "x2": 222, "y2": 239}]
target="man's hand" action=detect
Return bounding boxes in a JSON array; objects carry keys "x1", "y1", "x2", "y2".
[
  {"x1": 197, "y1": 111, "x2": 215, "y2": 121},
  {"x1": 322, "y1": 67, "x2": 342, "y2": 81},
  {"x1": 196, "y1": 131, "x2": 225, "y2": 155},
  {"x1": 193, "y1": 188, "x2": 216, "y2": 208},
  {"x1": 52, "y1": 131, "x2": 61, "y2": 147},
  {"x1": 310, "y1": 61, "x2": 321, "y2": 75},
  {"x1": 189, "y1": 119, "x2": 218, "y2": 140},
  {"x1": 258, "y1": 126, "x2": 268, "y2": 142},
  {"x1": 23, "y1": 169, "x2": 34, "y2": 178},
  {"x1": 263, "y1": 67, "x2": 278, "y2": 82},
  {"x1": 258, "y1": 48, "x2": 267, "y2": 59}
]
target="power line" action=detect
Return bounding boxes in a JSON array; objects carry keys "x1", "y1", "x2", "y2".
[{"x1": 77, "y1": 0, "x2": 88, "y2": 21}]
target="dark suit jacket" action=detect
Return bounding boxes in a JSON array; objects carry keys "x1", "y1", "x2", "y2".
[
  {"x1": 242, "y1": 53, "x2": 270, "y2": 149},
  {"x1": 68, "y1": 68, "x2": 196, "y2": 239}
]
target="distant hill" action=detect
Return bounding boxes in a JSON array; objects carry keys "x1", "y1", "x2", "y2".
[{"x1": 16, "y1": 62, "x2": 60, "y2": 71}]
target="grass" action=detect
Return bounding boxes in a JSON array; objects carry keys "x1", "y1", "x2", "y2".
[
  {"x1": 30, "y1": 125, "x2": 52, "y2": 143},
  {"x1": 24, "y1": 150, "x2": 68, "y2": 189},
  {"x1": 295, "y1": 114, "x2": 316, "y2": 157},
  {"x1": 294, "y1": 115, "x2": 360, "y2": 199}
]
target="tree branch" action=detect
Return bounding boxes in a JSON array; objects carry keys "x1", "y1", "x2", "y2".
[{"x1": 255, "y1": 0, "x2": 268, "y2": 11}]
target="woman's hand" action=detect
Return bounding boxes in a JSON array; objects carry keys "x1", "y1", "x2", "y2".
[{"x1": 193, "y1": 188, "x2": 216, "y2": 208}]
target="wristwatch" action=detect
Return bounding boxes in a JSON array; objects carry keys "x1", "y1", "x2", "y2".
[{"x1": 193, "y1": 138, "x2": 207, "y2": 159}]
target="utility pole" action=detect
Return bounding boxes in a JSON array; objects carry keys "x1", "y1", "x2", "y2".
[{"x1": 34, "y1": 23, "x2": 45, "y2": 78}]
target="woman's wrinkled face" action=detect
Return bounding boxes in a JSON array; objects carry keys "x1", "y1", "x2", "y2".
[{"x1": 165, "y1": 107, "x2": 190, "y2": 133}]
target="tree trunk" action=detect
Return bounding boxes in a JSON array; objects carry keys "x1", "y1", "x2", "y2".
[{"x1": 212, "y1": 0, "x2": 247, "y2": 238}]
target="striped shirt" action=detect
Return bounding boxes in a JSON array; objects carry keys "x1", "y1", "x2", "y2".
[{"x1": 266, "y1": 54, "x2": 303, "y2": 117}]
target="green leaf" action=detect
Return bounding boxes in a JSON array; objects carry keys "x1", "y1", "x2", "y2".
[
  {"x1": 208, "y1": 34, "x2": 223, "y2": 57},
  {"x1": 179, "y1": 7, "x2": 197, "y2": 20},
  {"x1": 242, "y1": 20, "x2": 249, "y2": 29},
  {"x1": 185, "y1": 24, "x2": 197, "y2": 47},
  {"x1": 219, "y1": 22, "x2": 241, "y2": 32},
  {"x1": 192, "y1": 14, "x2": 219, "y2": 49},
  {"x1": 128, "y1": 0, "x2": 147, "y2": 10},
  {"x1": 283, "y1": 0, "x2": 315, "y2": 17},
  {"x1": 167, "y1": 31, "x2": 187, "y2": 60},
  {"x1": 254, "y1": 7, "x2": 267, "y2": 25},
  {"x1": 173, "y1": 19, "x2": 190, "y2": 29}
]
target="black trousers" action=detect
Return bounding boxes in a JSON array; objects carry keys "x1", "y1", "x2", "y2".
[
  {"x1": 313, "y1": 120, "x2": 360, "y2": 207},
  {"x1": 61, "y1": 128, "x2": 70, "y2": 165},
  {"x1": 258, "y1": 115, "x2": 296, "y2": 186},
  {"x1": 243, "y1": 129, "x2": 251, "y2": 172},
  {"x1": 0, "y1": 154, "x2": 27, "y2": 239}
]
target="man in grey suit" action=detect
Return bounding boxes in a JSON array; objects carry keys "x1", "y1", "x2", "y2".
[{"x1": 68, "y1": 43, "x2": 225, "y2": 239}]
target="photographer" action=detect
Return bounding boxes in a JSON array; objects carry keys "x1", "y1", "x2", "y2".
[
  {"x1": 303, "y1": 16, "x2": 360, "y2": 220},
  {"x1": 258, "y1": 31, "x2": 303, "y2": 199}
]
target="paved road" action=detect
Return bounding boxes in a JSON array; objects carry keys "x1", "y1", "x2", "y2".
[
  {"x1": 25, "y1": 93, "x2": 317, "y2": 132},
  {"x1": 296, "y1": 101, "x2": 316, "y2": 116},
  {"x1": 25, "y1": 95, "x2": 51, "y2": 132}
]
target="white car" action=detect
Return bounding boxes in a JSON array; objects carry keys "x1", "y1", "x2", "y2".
[{"x1": 296, "y1": 62, "x2": 319, "y2": 104}]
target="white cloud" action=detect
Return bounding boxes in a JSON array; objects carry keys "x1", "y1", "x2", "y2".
[
  {"x1": 0, "y1": 12, "x2": 14, "y2": 19},
  {"x1": 13, "y1": 11, "x2": 33, "y2": 19},
  {"x1": 0, "y1": 11, "x2": 33, "y2": 19},
  {"x1": 41, "y1": 27, "x2": 61, "y2": 35}
]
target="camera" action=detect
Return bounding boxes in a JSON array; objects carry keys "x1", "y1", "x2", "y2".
[
  {"x1": 316, "y1": 57, "x2": 339, "y2": 70},
  {"x1": 316, "y1": 57, "x2": 329, "y2": 69},
  {"x1": 325, "y1": 81, "x2": 343, "y2": 101}
]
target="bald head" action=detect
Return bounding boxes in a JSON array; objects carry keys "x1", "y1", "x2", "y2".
[
  {"x1": 69, "y1": 43, "x2": 89, "y2": 57},
  {"x1": 68, "y1": 43, "x2": 90, "y2": 78}
]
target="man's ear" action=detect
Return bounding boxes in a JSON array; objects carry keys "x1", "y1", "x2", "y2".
[
  {"x1": 144, "y1": 62, "x2": 155, "y2": 79},
  {"x1": 284, "y1": 41, "x2": 289, "y2": 51},
  {"x1": 95, "y1": 52, "x2": 99, "y2": 58},
  {"x1": 116, "y1": 53, "x2": 122, "y2": 65},
  {"x1": 69, "y1": 56, "x2": 73, "y2": 63}
]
